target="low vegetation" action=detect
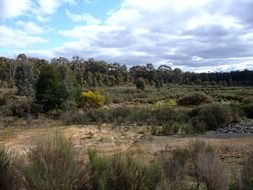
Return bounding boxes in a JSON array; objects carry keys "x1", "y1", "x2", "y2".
[
  {"x1": 190, "y1": 103, "x2": 241, "y2": 132},
  {"x1": 0, "y1": 149, "x2": 12, "y2": 190},
  {"x1": 241, "y1": 151, "x2": 253, "y2": 190},
  {"x1": 176, "y1": 92, "x2": 213, "y2": 106},
  {"x1": 1, "y1": 135, "x2": 252, "y2": 190},
  {"x1": 16, "y1": 134, "x2": 90, "y2": 190}
]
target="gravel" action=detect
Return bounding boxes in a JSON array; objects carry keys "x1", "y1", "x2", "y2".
[{"x1": 217, "y1": 121, "x2": 253, "y2": 134}]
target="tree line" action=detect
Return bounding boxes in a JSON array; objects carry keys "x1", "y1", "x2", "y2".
[{"x1": 1, "y1": 54, "x2": 253, "y2": 89}]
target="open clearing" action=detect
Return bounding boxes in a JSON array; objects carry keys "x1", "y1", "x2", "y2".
[{"x1": 1, "y1": 125, "x2": 253, "y2": 168}]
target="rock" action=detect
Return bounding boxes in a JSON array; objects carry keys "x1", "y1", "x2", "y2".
[{"x1": 216, "y1": 122, "x2": 253, "y2": 134}]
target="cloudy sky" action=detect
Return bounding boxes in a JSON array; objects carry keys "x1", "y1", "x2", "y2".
[{"x1": 1, "y1": 0, "x2": 253, "y2": 72}]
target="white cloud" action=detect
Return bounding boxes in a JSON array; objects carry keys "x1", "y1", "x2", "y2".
[
  {"x1": 60, "y1": 25, "x2": 125, "y2": 40},
  {"x1": 35, "y1": 0, "x2": 61, "y2": 15},
  {"x1": 17, "y1": 21, "x2": 44, "y2": 34},
  {"x1": 65, "y1": 10, "x2": 101, "y2": 25},
  {"x1": 56, "y1": 0, "x2": 253, "y2": 71},
  {"x1": 0, "y1": 0, "x2": 31, "y2": 20},
  {"x1": 0, "y1": 25, "x2": 46, "y2": 48},
  {"x1": 1, "y1": 0, "x2": 253, "y2": 72},
  {"x1": 84, "y1": 0, "x2": 93, "y2": 4},
  {"x1": 186, "y1": 12, "x2": 243, "y2": 30},
  {"x1": 35, "y1": 0, "x2": 77, "y2": 15}
]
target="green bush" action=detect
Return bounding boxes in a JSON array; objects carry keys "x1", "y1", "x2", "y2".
[
  {"x1": 135, "y1": 77, "x2": 145, "y2": 90},
  {"x1": 11, "y1": 98, "x2": 42, "y2": 118},
  {"x1": 61, "y1": 102, "x2": 193, "y2": 134},
  {"x1": 19, "y1": 134, "x2": 90, "y2": 190},
  {"x1": 88, "y1": 150, "x2": 161, "y2": 190},
  {"x1": 177, "y1": 93, "x2": 213, "y2": 106},
  {"x1": 238, "y1": 103, "x2": 253, "y2": 119},
  {"x1": 152, "y1": 107, "x2": 177, "y2": 124},
  {"x1": 190, "y1": 103, "x2": 240, "y2": 131},
  {"x1": 15, "y1": 63, "x2": 35, "y2": 97},
  {"x1": 35, "y1": 65, "x2": 67, "y2": 111},
  {"x1": 0, "y1": 95, "x2": 42, "y2": 118}
]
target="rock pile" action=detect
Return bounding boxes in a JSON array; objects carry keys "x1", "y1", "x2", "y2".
[{"x1": 217, "y1": 122, "x2": 253, "y2": 134}]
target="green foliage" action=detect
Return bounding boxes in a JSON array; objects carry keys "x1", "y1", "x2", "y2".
[
  {"x1": 0, "y1": 92, "x2": 41, "y2": 118},
  {"x1": 190, "y1": 103, "x2": 240, "y2": 131},
  {"x1": 238, "y1": 103, "x2": 253, "y2": 119},
  {"x1": 155, "y1": 99, "x2": 177, "y2": 108},
  {"x1": 79, "y1": 91, "x2": 105, "y2": 108},
  {"x1": 20, "y1": 134, "x2": 90, "y2": 190},
  {"x1": 54, "y1": 64, "x2": 81, "y2": 106},
  {"x1": 177, "y1": 92, "x2": 213, "y2": 106},
  {"x1": 135, "y1": 77, "x2": 145, "y2": 90},
  {"x1": 15, "y1": 63, "x2": 35, "y2": 97},
  {"x1": 88, "y1": 150, "x2": 161, "y2": 190},
  {"x1": 11, "y1": 98, "x2": 41, "y2": 118},
  {"x1": 35, "y1": 65, "x2": 68, "y2": 111},
  {"x1": 1, "y1": 55, "x2": 253, "y2": 88},
  {"x1": 0, "y1": 149, "x2": 15, "y2": 190}
]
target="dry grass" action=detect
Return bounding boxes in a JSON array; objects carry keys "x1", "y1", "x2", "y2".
[
  {"x1": 0, "y1": 124, "x2": 253, "y2": 170},
  {"x1": 16, "y1": 133, "x2": 90, "y2": 190}
]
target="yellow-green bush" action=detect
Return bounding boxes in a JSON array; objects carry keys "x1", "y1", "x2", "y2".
[{"x1": 79, "y1": 91, "x2": 105, "y2": 108}]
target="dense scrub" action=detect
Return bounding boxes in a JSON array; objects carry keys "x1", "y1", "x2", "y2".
[
  {"x1": 61, "y1": 103, "x2": 241, "y2": 134},
  {"x1": 190, "y1": 103, "x2": 241, "y2": 132},
  {"x1": 176, "y1": 92, "x2": 213, "y2": 106}
]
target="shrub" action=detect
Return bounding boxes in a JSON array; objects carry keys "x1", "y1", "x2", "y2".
[
  {"x1": 157, "y1": 148, "x2": 189, "y2": 190},
  {"x1": 177, "y1": 93, "x2": 213, "y2": 106},
  {"x1": 0, "y1": 94, "x2": 42, "y2": 118},
  {"x1": 196, "y1": 151, "x2": 229, "y2": 190},
  {"x1": 11, "y1": 98, "x2": 42, "y2": 118},
  {"x1": 135, "y1": 78, "x2": 145, "y2": 90},
  {"x1": 109, "y1": 106, "x2": 132, "y2": 125},
  {"x1": 35, "y1": 65, "x2": 67, "y2": 111},
  {"x1": 238, "y1": 104, "x2": 253, "y2": 119},
  {"x1": 191, "y1": 103, "x2": 239, "y2": 130},
  {"x1": 0, "y1": 149, "x2": 16, "y2": 190},
  {"x1": 190, "y1": 117, "x2": 207, "y2": 134},
  {"x1": 152, "y1": 107, "x2": 177, "y2": 125},
  {"x1": 61, "y1": 110, "x2": 90, "y2": 125},
  {"x1": 0, "y1": 149, "x2": 10, "y2": 189},
  {"x1": 19, "y1": 134, "x2": 90, "y2": 190},
  {"x1": 88, "y1": 150, "x2": 161, "y2": 190},
  {"x1": 156, "y1": 122, "x2": 190, "y2": 136},
  {"x1": 241, "y1": 151, "x2": 253, "y2": 189},
  {"x1": 15, "y1": 63, "x2": 35, "y2": 97},
  {"x1": 127, "y1": 108, "x2": 153, "y2": 125},
  {"x1": 188, "y1": 140, "x2": 229, "y2": 190},
  {"x1": 79, "y1": 91, "x2": 105, "y2": 109}
]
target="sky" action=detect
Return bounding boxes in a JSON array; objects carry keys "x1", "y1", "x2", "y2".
[{"x1": 1, "y1": 0, "x2": 253, "y2": 72}]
